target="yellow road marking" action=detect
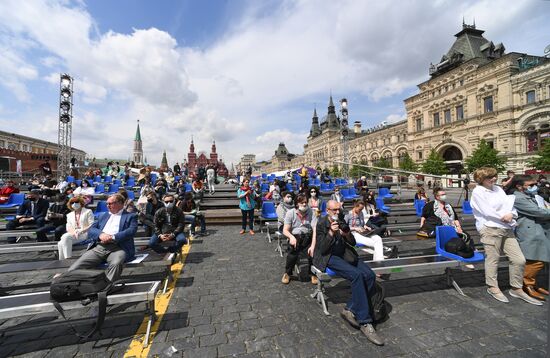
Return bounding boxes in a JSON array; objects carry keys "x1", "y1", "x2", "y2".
[{"x1": 124, "y1": 240, "x2": 192, "y2": 358}]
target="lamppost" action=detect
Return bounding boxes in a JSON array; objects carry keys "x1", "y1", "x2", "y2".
[
  {"x1": 58, "y1": 73, "x2": 73, "y2": 178},
  {"x1": 340, "y1": 98, "x2": 349, "y2": 179}
]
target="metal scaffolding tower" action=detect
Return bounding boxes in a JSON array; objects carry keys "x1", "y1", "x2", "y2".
[
  {"x1": 58, "y1": 73, "x2": 73, "y2": 178},
  {"x1": 340, "y1": 98, "x2": 349, "y2": 179}
]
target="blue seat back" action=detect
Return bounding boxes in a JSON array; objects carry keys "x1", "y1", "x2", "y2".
[
  {"x1": 414, "y1": 199, "x2": 426, "y2": 217},
  {"x1": 127, "y1": 191, "x2": 135, "y2": 200},
  {"x1": 94, "y1": 175, "x2": 102, "y2": 183},
  {"x1": 174, "y1": 176, "x2": 180, "y2": 182},
  {"x1": 113, "y1": 179, "x2": 122, "y2": 185},
  {"x1": 328, "y1": 183, "x2": 335, "y2": 190},
  {"x1": 261, "y1": 173, "x2": 267, "y2": 179},
  {"x1": 375, "y1": 198, "x2": 390, "y2": 213},
  {"x1": 286, "y1": 183, "x2": 293, "y2": 192},
  {"x1": 185, "y1": 183, "x2": 192, "y2": 192},
  {"x1": 435, "y1": 226, "x2": 458, "y2": 254},
  {"x1": 66, "y1": 176, "x2": 75, "y2": 183},
  {"x1": 75, "y1": 180, "x2": 82, "y2": 187},
  {"x1": 261, "y1": 183, "x2": 269, "y2": 192},
  {"x1": 320, "y1": 183, "x2": 329, "y2": 192},
  {"x1": 320, "y1": 201, "x2": 327, "y2": 216},
  {"x1": 379, "y1": 188, "x2": 389, "y2": 196},
  {"x1": 107, "y1": 184, "x2": 119, "y2": 193},
  {"x1": 261, "y1": 201, "x2": 277, "y2": 218},
  {"x1": 340, "y1": 188, "x2": 350, "y2": 198},
  {"x1": 95, "y1": 201, "x2": 108, "y2": 213},
  {"x1": 103, "y1": 175, "x2": 112, "y2": 183},
  {"x1": 126, "y1": 177, "x2": 135, "y2": 187},
  {"x1": 95, "y1": 184, "x2": 105, "y2": 193},
  {"x1": 462, "y1": 200, "x2": 473, "y2": 215},
  {"x1": 7, "y1": 193, "x2": 25, "y2": 206}
]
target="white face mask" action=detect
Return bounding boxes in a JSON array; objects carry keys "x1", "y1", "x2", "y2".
[
  {"x1": 310, "y1": 192, "x2": 316, "y2": 197},
  {"x1": 71, "y1": 203, "x2": 81, "y2": 210},
  {"x1": 284, "y1": 197, "x2": 293, "y2": 204},
  {"x1": 439, "y1": 195, "x2": 447, "y2": 201},
  {"x1": 330, "y1": 215, "x2": 339, "y2": 221},
  {"x1": 298, "y1": 205, "x2": 308, "y2": 212}
]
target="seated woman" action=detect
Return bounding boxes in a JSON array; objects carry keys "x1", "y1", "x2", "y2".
[
  {"x1": 362, "y1": 191, "x2": 389, "y2": 236},
  {"x1": 192, "y1": 178, "x2": 205, "y2": 204},
  {"x1": 276, "y1": 191, "x2": 294, "y2": 232},
  {"x1": 414, "y1": 187, "x2": 429, "y2": 202},
  {"x1": 345, "y1": 200, "x2": 396, "y2": 261},
  {"x1": 57, "y1": 196, "x2": 94, "y2": 260},
  {"x1": 269, "y1": 179, "x2": 282, "y2": 204},
  {"x1": 73, "y1": 179, "x2": 94, "y2": 205},
  {"x1": 307, "y1": 187, "x2": 323, "y2": 216},
  {"x1": 118, "y1": 188, "x2": 137, "y2": 213},
  {"x1": 282, "y1": 194, "x2": 317, "y2": 284},
  {"x1": 330, "y1": 187, "x2": 345, "y2": 206},
  {"x1": 419, "y1": 187, "x2": 462, "y2": 237},
  {"x1": 180, "y1": 192, "x2": 207, "y2": 237}
]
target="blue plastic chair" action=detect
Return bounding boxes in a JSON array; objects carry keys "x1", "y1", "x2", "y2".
[
  {"x1": 113, "y1": 179, "x2": 122, "y2": 185},
  {"x1": 261, "y1": 183, "x2": 269, "y2": 193},
  {"x1": 320, "y1": 201, "x2": 327, "y2": 217},
  {"x1": 103, "y1": 175, "x2": 112, "y2": 184},
  {"x1": 286, "y1": 183, "x2": 293, "y2": 192},
  {"x1": 93, "y1": 175, "x2": 102, "y2": 183},
  {"x1": 414, "y1": 199, "x2": 426, "y2": 217},
  {"x1": 94, "y1": 201, "x2": 109, "y2": 218},
  {"x1": 261, "y1": 173, "x2": 267, "y2": 179},
  {"x1": 340, "y1": 189, "x2": 351, "y2": 200},
  {"x1": 435, "y1": 226, "x2": 484, "y2": 263},
  {"x1": 95, "y1": 184, "x2": 105, "y2": 193},
  {"x1": 185, "y1": 183, "x2": 193, "y2": 192},
  {"x1": 126, "y1": 177, "x2": 136, "y2": 187},
  {"x1": 107, "y1": 184, "x2": 120, "y2": 194},
  {"x1": 328, "y1": 183, "x2": 335, "y2": 190},
  {"x1": 0, "y1": 193, "x2": 25, "y2": 209},
  {"x1": 320, "y1": 183, "x2": 330, "y2": 193},
  {"x1": 350, "y1": 188, "x2": 361, "y2": 199},
  {"x1": 66, "y1": 176, "x2": 75, "y2": 183},
  {"x1": 127, "y1": 191, "x2": 135, "y2": 200},
  {"x1": 462, "y1": 200, "x2": 473, "y2": 215},
  {"x1": 379, "y1": 187, "x2": 393, "y2": 199},
  {"x1": 261, "y1": 201, "x2": 278, "y2": 220},
  {"x1": 75, "y1": 180, "x2": 82, "y2": 187},
  {"x1": 174, "y1": 176, "x2": 180, "y2": 182},
  {"x1": 375, "y1": 198, "x2": 391, "y2": 213}
]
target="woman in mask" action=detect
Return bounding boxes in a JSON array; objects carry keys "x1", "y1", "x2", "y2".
[
  {"x1": 57, "y1": 196, "x2": 94, "y2": 260},
  {"x1": 308, "y1": 186, "x2": 323, "y2": 216},
  {"x1": 510, "y1": 175, "x2": 550, "y2": 301},
  {"x1": 470, "y1": 167, "x2": 540, "y2": 305},
  {"x1": 237, "y1": 178, "x2": 259, "y2": 235},
  {"x1": 362, "y1": 191, "x2": 389, "y2": 236},
  {"x1": 330, "y1": 187, "x2": 345, "y2": 206},
  {"x1": 276, "y1": 191, "x2": 294, "y2": 232},
  {"x1": 73, "y1": 179, "x2": 94, "y2": 205},
  {"x1": 345, "y1": 200, "x2": 396, "y2": 261},
  {"x1": 419, "y1": 187, "x2": 462, "y2": 237},
  {"x1": 281, "y1": 194, "x2": 317, "y2": 284}
]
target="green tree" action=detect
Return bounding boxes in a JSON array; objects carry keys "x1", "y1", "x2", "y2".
[
  {"x1": 373, "y1": 157, "x2": 392, "y2": 169},
  {"x1": 331, "y1": 164, "x2": 341, "y2": 177},
  {"x1": 465, "y1": 139, "x2": 507, "y2": 173},
  {"x1": 349, "y1": 160, "x2": 367, "y2": 179},
  {"x1": 422, "y1": 149, "x2": 448, "y2": 175},
  {"x1": 528, "y1": 139, "x2": 550, "y2": 171},
  {"x1": 399, "y1": 152, "x2": 417, "y2": 172}
]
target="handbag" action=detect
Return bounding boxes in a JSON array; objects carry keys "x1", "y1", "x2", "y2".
[{"x1": 343, "y1": 242, "x2": 359, "y2": 266}]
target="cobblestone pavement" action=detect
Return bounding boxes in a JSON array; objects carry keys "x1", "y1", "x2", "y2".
[{"x1": 0, "y1": 225, "x2": 547, "y2": 357}]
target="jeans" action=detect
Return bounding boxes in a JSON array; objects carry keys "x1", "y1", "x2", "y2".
[
  {"x1": 285, "y1": 243, "x2": 312, "y2": 275},
  {"x1": 241, "y1": 209, "x2": 254, "y2": 230},
  {"x1": 327, "y1": 255, "x2": 376, "y2": 324},
  {"x1": 148, "y1": 233, "x2": 187, "y2": 253},
  {"x1": 185, "y1": 214, "x2": 206, "y2": 234},
  {"x1": 36, "y1": 223, "x2": 66, "y2": 242}
]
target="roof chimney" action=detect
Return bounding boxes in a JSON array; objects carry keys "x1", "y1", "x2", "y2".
[{"x1": 353, "y1": 121, "x2": 361, "y2": 134}]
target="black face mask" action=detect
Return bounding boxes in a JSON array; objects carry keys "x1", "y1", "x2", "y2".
[
  {"x1": 28, "y1": 196, "x2": 38, "y2": 201},
  {"x1": 147, "y1": 198, "x2": 154, "y2": 203}
]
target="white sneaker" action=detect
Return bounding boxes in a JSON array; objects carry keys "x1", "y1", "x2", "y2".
[
  {"x1": 487, "y1": 288, "x2": 509, "y2": 303},
  {"x1": 509, "y1": 289, "x2": 544, "y2": 306}
]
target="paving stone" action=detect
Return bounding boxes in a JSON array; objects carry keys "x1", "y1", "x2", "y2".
[
  {"x1": 181, "y1": 346, "x2": 217, "y2": 358},
  {"x1": 199, "y1": 332, "x2": 228, "y2": 347},
  {"x1": 218, "y1": 342, "x2": 247, "y2": 357}
]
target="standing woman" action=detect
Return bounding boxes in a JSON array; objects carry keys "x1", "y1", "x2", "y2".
[
  {"x1": 58, "y1": 196, "x2": 94, "y2": 260},
  {"x1": 470, "y1": 167, "x2": 541, "y2": 305},
  {"x1": 510, "y1": 175, "x2": 550, "y2": 301},
  {"x1": 238, "y1": 178, "x2": 259, "y2": 235}
]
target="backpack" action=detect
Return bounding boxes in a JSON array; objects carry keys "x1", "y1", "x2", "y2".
[
  {"x1": 444, "y1": 233, "x2": 474, "y2": 258},
  {"x1": 50, "y1": 270, "x2": 115, "y2": 338},
  {"x1": 371, "y1": 281, "x2": 390, "y2": 323}
]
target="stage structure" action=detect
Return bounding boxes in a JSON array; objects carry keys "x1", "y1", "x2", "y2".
[{"x1": 58, "y1": 73, "x2": 73, "y2": 178}]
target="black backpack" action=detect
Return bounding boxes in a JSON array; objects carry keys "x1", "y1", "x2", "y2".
[
  {"x1": 50, "y1": 269, "x2": 114, "y2": 338},
  {"x1": 444, "y1": 233, "x2": 474, "y2": 258},
  {"x1": 371, "y1": 281, "x2": 390, "y2": 323}
]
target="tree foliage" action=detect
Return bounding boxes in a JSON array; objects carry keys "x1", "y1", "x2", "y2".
[
  {"x1": 422, "y1": 149, "x2": 448, "y2": 175},
  {"x1": 528, "y1": 139, "x2": 550, "y2": 171},
  {"x1": 373, "y1": 157, "x2": 392, "y2": 169},
  {"x1": 398, "y1": 152, "x2": 417, "y2": 172},
  {"x1": 349, "y1": 160, "x2": 368, "y2": 179},
  {"x1": 331, "y1": 164, "x2": 341, "y2": 177},
  {"x1": 465, "y1": 139, "x2": 507, "y2": 173}
]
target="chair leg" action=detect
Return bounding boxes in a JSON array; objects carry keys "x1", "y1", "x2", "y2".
[
  {"x1": 143, "y1": 300, "x2": 157, "y2": 347},
  {"x1": 310, "y1": 279, "x2": 330, "y2": 316},
  {"x1": 445, "y1": 268, "x2": 466, "y2": 296}
]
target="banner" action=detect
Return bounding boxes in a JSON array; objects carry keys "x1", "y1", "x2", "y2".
[{"x1": 16, "y1": 160, "x2": 22, "y2": 176}]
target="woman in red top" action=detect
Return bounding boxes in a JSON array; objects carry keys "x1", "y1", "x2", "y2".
[{"x1": 0, "y1": 180, "x2": 19, "y2": 204}]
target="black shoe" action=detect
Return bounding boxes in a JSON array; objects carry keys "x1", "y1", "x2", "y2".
[{"x1": 388, "y1": 246, "x2": 398, "y2": 259}]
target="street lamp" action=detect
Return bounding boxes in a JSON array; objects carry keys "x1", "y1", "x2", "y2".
[{"x1": 340, "y1": 98, "x2": 350, "y2": 179}]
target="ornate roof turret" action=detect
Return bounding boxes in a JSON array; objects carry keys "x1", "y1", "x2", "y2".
[
  {"x1": 134, "y1": 120, "x2": 142, "y2": 141},
  {"x1": 189, "y1": 137, "x2": 195, "y2": 153},
  {"x1": 326, "y1": 95, "x2": 340, "y2": 129},
  {"x1": 310, "y1": 107, "x2": 321, "y2": 137}
]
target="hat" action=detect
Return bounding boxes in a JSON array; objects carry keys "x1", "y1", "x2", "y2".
[
  {"x1": 30, "y1": 189, "x2": 41, "y2": 194},
  {"x1": 361, "y1": 176, "x2": 366, "y2": 181}
]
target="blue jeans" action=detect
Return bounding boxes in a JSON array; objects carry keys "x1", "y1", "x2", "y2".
[
  {"x1": 185, "y1": 214, "x2": 206, "y2": 234},
  {"x1": 148, "y1": 233, "x2": 187, "y2": 253},
  {"x1": 327, "y1": 255, "x2": 376, "y2": 324}
]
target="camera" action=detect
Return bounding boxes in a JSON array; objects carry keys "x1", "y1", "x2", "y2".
[{"x1": 337, "y1": 211, "x2": 351, "y2": 234}]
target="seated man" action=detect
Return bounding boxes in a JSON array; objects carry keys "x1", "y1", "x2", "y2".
[
  {"x1": 147, "y1": 194, "x2": 187, "y2": 253},
  {"x1": 0, "y1": 180, "x2": 19, "y2": 204},
  {"x1": 180, "y1": 192, "x2": 206, "y2": 237},
  {"x1": 356, "y1": 176, "x2": 368, "y2": 194},
  {"x1": 67, "y1": 193, "x2": 137, "y2": 283},
  {"x1": 6, "y1": 189, "x2": 49, "y2": 243},
  {"x1": 138, "y1": 191, "x2": 163, "y2": 237},
  {"x1": 281, "y1": 194, "x2": 318, "y2": 285},
  {"x1": 313, "y1": 200, "x2": 384, "y2": 346},
  {"x1": 36, "y1": 194, "x2": 69, "y2": 242}
]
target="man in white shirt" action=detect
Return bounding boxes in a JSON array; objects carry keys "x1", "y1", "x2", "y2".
[
  {"x1": 206, "y1": 166, "x2": 216, "y2": 195},
  {"x1": 67, "y1": 193, "x2": 138, "y2": 282}
]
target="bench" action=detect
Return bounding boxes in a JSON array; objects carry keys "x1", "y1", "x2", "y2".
[
  {"x1": 0, "y1": 252, "x2": 176, "y2": 294},
  {"x1": 0, "y1": 281, "x2": 160, "y2": 347},
  {"x1": 0, "y1": 238, "x2": 158, "y2": 255}
]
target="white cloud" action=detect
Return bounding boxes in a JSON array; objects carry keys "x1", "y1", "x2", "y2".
[{"x1": 385, "y1": 113, "x2": 406, "y2": 124}]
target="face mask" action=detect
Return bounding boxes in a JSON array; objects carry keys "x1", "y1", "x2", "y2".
[
  {"x1": 526, "y1": 185, "x2": 538, "y2": 194},
  {"x1": 439, "y1": 195, "x2": 447, "y2": 201},
  {"x1": 298, "y1": 205, "x2": 308, "y2": 212},
  {"x1": 330, "y1": 215, "x2": 339, "y2": 221},
  {"x1": 165, "y1": 202, "x2": 174, "y2": 209},
  {"x1": 28, "y1": 196, "x2": 37, "y2": 201},
  {"x1": 147, "y1": 198, "x2": 154, "y2": 203},
  {"x1": 284, "y1": 197, "x2": 293, "y2": 204},
  {"x1": 310, "y1": 192, "x2": 316, "y2": 197},
  {"x1": 71, "y1": 203, "x2": 81, "y2": 210}
]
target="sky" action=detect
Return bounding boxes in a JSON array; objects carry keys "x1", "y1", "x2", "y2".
[{"x1": 0, "y1": 0, "x2": 549, "y2": 168}]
